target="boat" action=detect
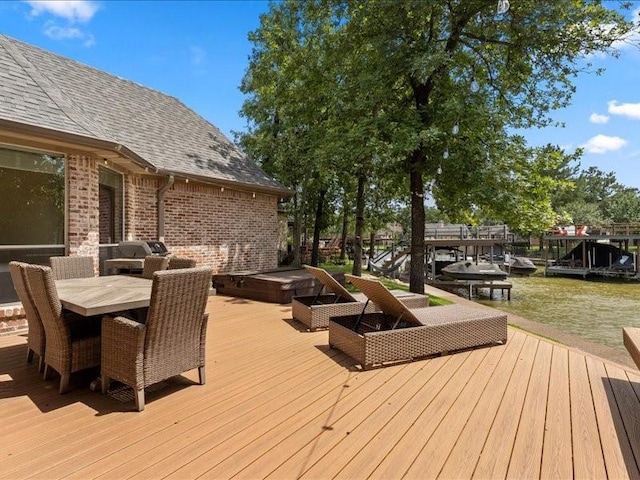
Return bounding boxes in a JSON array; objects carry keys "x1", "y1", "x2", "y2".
[
  {"x1": 440, "y1": 261, "x2": 509, "y2": 281},
  {"x1": 427, "y1": 248, "x2": 466, "y2": 275},
  {"x1": 503, "y1": 256, "x2": 537, "y2": 276}
]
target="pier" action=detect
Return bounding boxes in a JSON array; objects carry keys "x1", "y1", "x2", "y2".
[
  {"x1": 429, "y1": 279, "x2": 512, "y2": 300},
  {"x1": 543, "y1": 227, "x2": 640, "y2": 279}
]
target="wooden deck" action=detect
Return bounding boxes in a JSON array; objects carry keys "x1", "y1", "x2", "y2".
[{"x1": 2, "y1": 293, "x2": 640, "y2": 479}]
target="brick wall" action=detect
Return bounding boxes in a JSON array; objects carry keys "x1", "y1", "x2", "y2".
[
  {"x1": 0, "y1": 305, "x2": 26, "y2": 336},
  {"x1": 66, "y1": 157, "x2": 282, "y2": 273},
  {"x1": 67, "y1": 155, "x2": 99, "y2": 273},
  {"x1": 125, "y1": 176, "x2": 160, "y2": 240},
  {"x1": 122, "y1": 175, "x2": 279, "y2": 273},
  {"x1": 162, "y1": 183, "x2": 278, "y2": 273}
]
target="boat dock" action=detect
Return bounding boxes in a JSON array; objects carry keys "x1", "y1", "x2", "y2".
[
  {"x1": 543, "y1": 227, "x2": 640, "y2": 279},
  {"x1": 429, "y1": 279, "x2": 512, "y2": 300}
]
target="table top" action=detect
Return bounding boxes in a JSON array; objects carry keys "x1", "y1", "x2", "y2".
[{"x1": 56, "y1": 275, "x2": 153, "y2": 317}]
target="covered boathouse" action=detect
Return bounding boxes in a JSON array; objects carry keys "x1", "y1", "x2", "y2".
[{"x1": 543, "y1": 225, "x2": 640, "y2": 279}]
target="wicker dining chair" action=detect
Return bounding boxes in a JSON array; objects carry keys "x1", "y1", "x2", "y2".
[
  {"x1": 8, "y1": 261, "x2": 46, "y2": 372},
  {"x1": 23, "y1": 264, "x2": 101, "y2": 394},
  {"x1": 101, "y1": 266, "x2": 212, "y2": 411},
  {"x1": 141, "y1": 256, "x2": 169, "y2": 279},
  {"x1": 167, "y1": 257, "x2": 197, "y2": 269},
  {"x1": 49, "y1": 256, "x2": 94, "y2": 280}
]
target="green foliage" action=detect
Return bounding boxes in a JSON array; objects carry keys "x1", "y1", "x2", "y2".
[{"x1": 239, "y1": 0, "x2": 636, "y2": 282}]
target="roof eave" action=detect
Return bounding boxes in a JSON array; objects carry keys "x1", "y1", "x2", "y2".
[
  {"x1": 159, "y1": 168, "x2": 293, "y2": 199},
  {"x1": 0, "y1": 118, "x2": 156, "y2": 171}
]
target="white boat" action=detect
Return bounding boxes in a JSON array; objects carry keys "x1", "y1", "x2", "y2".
[{"x1": 441, "y1": 261, "x2": 509, "y2": 281}]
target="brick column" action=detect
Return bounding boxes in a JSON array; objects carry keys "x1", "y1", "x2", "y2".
[{"x1": 67, "y1": 155, "x2": 99, "y2": 266}]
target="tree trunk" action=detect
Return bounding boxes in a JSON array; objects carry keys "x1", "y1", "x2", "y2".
[
  {"x1": 340, "y1": 195, "x2": 349, "y2": 261},
  {"x1": 310, "y1": 188, "x2": 326, "y2": 266},
  {"x1": 291, "y1": 193, "x2": 302, "y2": 267},
  {"x1": 368, "y1": 231, "x2": 376, "y2": 260},
  {"x1": 409, "y1": 150, "x2": 426, "y2": 294},
  {"x1": 352, "y1": 175, "x2": 366, "y2": 276}
]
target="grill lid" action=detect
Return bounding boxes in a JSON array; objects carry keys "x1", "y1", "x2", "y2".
[{"x1": 117, "y1": 241, "x2": 172, "y2": 258}]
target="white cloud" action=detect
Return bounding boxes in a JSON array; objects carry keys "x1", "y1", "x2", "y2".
[
  {"x1": 608, "y1": 100, "x2": 640, "y2": 120},
  {"x1": 582, "y1": 134, "x2": 628, "y2": 154},
  {"x1": 26, "y1": 0, "x2": 99, "y2": 23},
  {"x1": 190, "y1": 45, "x2": 207, "y2": 66},
  {"x1": 583, "y1": 8, "x2": 640, "y2": 58},
  {"x1": 43, "y1": 20, "x2": 94, "y2": 46},
  {"x1": 25, "y1": 1, "x2": 99, "y2": 46},
  {"x1": 589, "y1": 113, "x2": 609, "y2": 124}
]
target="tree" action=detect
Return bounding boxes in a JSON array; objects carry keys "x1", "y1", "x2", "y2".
[
  {"x1": 239, "y1": 0, "x2": 634, "y2": 292},
  {"x1": 336, "y1": 0, "x2": 633, "y2": 293}
]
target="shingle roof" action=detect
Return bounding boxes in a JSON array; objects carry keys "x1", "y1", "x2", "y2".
[{"x1": 0, "y1": 35, "x2": 288, "y2": 194}]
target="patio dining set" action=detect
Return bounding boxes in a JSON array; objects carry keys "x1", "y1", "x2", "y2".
[{"x1": 9, "y1": 254, "x2": 209, "y2": 412}]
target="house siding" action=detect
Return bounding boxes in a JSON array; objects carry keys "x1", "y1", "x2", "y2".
[
  {"x1": 67, "y1": 155, "x2": 99, "y2": 270},
  {"x1": 73, "y1": 160, "x2": 280, "y2": 274},
  {"x1": 163, "y1": 183, "x2": 278, "y2": 273},
  {"x1": 125, "y1": 176, "x2": 160, "y2": 241}
]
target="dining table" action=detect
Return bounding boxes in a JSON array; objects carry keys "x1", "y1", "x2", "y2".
[{"x1": 55, "y1": 274, "x2": 153, "y2": 317}]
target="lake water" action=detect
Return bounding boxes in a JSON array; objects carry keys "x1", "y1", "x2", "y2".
[{"x1": 475, "y1": 268, "x2": 640, "y2": 353}]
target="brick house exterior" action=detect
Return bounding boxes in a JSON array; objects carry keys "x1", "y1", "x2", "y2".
[
  {"x1": 0, "y1": 35, "x2": 290, "y2": 332},
  {"x1": 64, "y1": 155, "x2": 281, "y2": 272}
]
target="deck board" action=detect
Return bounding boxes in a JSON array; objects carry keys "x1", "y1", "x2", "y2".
[
  {"x1": 437, "y1": 328, "x2": 528, "y2": 479},
  {"x1": 1, "y1": 293, "x2": 640, "y2": 479},
  {"x1": 569, "y1": 349, "x2": 608, "y2": 479}
]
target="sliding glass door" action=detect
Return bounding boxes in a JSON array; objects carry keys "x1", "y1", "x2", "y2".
[{"x1": 0, "y1": 147, "x2": 65, "y2": 304}]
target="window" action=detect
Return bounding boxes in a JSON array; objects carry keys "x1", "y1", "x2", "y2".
[
  {"x1": 99, "y1": 166, "x2": 124, "y2": 245},
  {"x1": 0, "y1": 146, "x2": 65, "y2": 303}
]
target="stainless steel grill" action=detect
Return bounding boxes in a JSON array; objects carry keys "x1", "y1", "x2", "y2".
[
  {"x1": 105, "y1": 241, "x2": 170, "y2": 274},
  {"x1": 116, "y1": 241, "x2": 170, "y2": 258}
]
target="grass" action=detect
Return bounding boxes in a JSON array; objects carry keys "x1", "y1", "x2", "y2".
[{"x1": 318, "y1": 259, "x2": 451, "y2": 306}]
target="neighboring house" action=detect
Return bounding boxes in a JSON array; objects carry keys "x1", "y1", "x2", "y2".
[{"x1": 0, "y1": 34, "x2": 291, "y2": 305}]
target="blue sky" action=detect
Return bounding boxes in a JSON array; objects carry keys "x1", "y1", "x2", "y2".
[{"x1": 2, "y1": 1, "x2": 640, "y2": 188}]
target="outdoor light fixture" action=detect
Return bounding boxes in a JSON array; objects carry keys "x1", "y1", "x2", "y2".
[
  {"x1": 220, "y1": 187, "x2": 224, "y2": 192},
  {"x1": 185, "y1": 178, "x2": 189, "y2": 183},
  {"x1": 497, "y1": 0, "x2": 510, "y2": 15},
  {"x1": 443, "y1": 148, "x2": 449, "y2": 160},
  {"x1": 470, "y1": 77, "x2": 479, "y2": 92},
  {"x1": 252, "y1": 192, "x2": 256, "y2": 198},
  {"x1": 452, "y1": 121, "x2": 459, "y2": 135}
]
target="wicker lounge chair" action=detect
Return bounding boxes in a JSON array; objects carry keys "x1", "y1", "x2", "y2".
[
  {"x1": 23, "y1": 264, "x2": 101, "y2": 393},
  {"x1": 167, "y1": 257, "x2": 197, "y2": 269},
  {"x1": 9, "y1": 261, "x2": 46, "y2": 372},
  {"x1": 49, "y1": 256, "x2": 94, "y2": 280},
  {"x1": 327, "y1": 275, "x2": 507, "y2": 369},
  {"x1": 141, "y1": 255, "x2": 169, "y2": 279},
  {"x1": 291, "y1": 265, "x2": 429, "y2": 331},
  {"x1": 100, "y1": 266, "x2": 212, "y2": 411}
]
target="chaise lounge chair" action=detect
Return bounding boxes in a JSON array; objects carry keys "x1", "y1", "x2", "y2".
[
  {"x1": 292, "y1": 265, "x2": 429, "y2": 331},
  {"x1": 328, "y1": 275, "x2": 508, "y2": 369}
]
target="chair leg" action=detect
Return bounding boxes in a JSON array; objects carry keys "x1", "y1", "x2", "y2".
[
  {"x1": 43, "y1": 364, "x2": 51, "y2": 380},
  {"x1": 198, "y1": 366, "x2": 206, "y2": 385},
  {"x1": 37, "y1": 356, "x2": 44, "y2": 373},
  {"x1": 134, "y1": 389, "x2": 145, "y2": 412},
  {"x1": 101, "y1": 375, "x2": 111, "y2": 394},
  {"x1": 59, "y1": 374, "x2": 70, "y2": 394},
  {"x1": 26, "y1": 348, "x2": 34, "y2": 364}
]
